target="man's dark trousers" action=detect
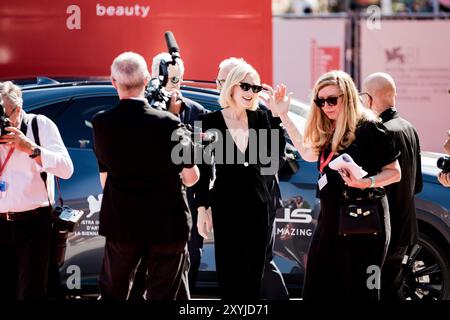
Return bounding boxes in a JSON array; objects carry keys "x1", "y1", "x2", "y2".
[{"x1": 99, "y1": 239, "x2": 188, "y2": 300}]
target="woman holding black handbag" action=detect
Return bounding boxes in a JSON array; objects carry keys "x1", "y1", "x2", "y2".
[{"x1": 267, "y1": 70, "x2": 401, "y2": 300}]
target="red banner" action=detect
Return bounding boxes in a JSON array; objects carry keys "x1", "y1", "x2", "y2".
[{"x1": 0, "y1": 0, "x2": 272, "y2": 83}]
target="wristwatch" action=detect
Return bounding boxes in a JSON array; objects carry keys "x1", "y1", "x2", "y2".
[{"x1": 29, "y1": 146, "x2": 41, "y2": 159}]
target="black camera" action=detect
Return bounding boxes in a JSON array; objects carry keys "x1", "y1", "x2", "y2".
[
  {"x1": 0, "y1": 103, "x2": 11, "y2": 137},
  {"x1": 437, "y1": 156, "x2": 450, "y2": 173},
  {"x1": 145, "y1": 31, "x2": 181, "y2": 110},
  {"x1": 52, "y1": 205, "x2": 84, "y2": 232},
  {"x1": 145, "y1": 77, "x2": 173, "y2": 110},
  {"x1": 145, "y1": 31, "x2": 216, "y2": 148}
]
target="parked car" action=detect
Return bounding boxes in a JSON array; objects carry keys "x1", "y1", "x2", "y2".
[{"x1": 20, "y1": 79, "x2": 450, "y2": 300}]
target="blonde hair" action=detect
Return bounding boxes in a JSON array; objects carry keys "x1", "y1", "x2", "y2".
[
  {"x1": 219, "y1": 62, "x2": 260, "y2": 111},
  {"x1": 0, "y1": 81, "x2": 23, "y2": 108},
  {"x1": 303, "y1": 70, "x2": 378, "y2": 155},
  {"x1": 218, "y1": 57, "x2": 246, "y2": 72}
]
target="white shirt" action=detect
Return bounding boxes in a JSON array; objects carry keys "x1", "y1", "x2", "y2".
[
  {"x1": 0, "y1": 114, "x2": 74, "y2": 212},
  {"x1": 129, "y1": 97, "x2": 147, "y2": 102}
]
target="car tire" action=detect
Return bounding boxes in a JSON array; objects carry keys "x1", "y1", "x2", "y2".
[{"x1": 403, "y1": 232, "x2": 450, "y2": 300}]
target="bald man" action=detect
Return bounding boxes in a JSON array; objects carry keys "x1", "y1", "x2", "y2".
[{"x1": 362, "y1": 72, "x2": 423, "y2": 300}]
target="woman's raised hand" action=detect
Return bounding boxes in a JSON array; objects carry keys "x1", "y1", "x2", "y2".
[{"x1": 260, "y1": 84, "x2": 292, "y2": 117}]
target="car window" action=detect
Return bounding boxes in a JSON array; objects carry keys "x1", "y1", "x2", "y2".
[
  {"x1": 27, "y1": 101, "x2": 68, "y2": 122},
  {"x1": 182, "y1": 91, "x2": 221, "y2": 112},
  {"x1": 57, "y1": 96, "x2": 119, "y2": 149}
]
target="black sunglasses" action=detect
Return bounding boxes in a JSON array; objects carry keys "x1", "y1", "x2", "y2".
[
  {"x1": 239, "y1": 82, "x2": 263, "y2": 93},
  {"x1": 314, "y1": 94, "x2": 343, "y2": 108}
]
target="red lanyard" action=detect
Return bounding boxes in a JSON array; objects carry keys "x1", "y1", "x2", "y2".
[
  {"x1": 319, "y1": 148, "x2": 334, "y2": 174},
  {"x1": 319, "y1": 124, "x2": 336, "y2": 174},
  {"x1": 0, "y1": 147, "x2": 15, "y2": 177}
]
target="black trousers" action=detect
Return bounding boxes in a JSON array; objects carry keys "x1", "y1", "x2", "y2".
[
  {"x1": 211, "y1": 197, "x2": 269, "y2": 300},
  {"x1": 187, "y1": 208, "x2": 204, "y2": 290},
  {"x1": 129, "y1": 208, "x2": 289, "y2": 301},
  {"x1": 381, "y1": 246, "x2": 409, "y2": 300},
  {"x1": 128, "y1": 246, "x2": 190, "y2": 300},
  {"x1": 99, "y1": 239, "x2": 188, "y2": 300},
  {"x1": 261, "y1": 207, "x2": 289, "y2": 300},
  {"x1": 128, "y1": 190, "x2": 199, "y2": 299},
  {"x1": 0, "y1": 210, "x2": 52, "y2": 300}
]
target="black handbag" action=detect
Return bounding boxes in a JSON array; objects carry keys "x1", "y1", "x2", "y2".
[
  {"x1": 338, "y1": 189, "x2": 384, "y2": 236},
  {"x1": 47, "y1": 179, "x2": 83, "y2": 267}
]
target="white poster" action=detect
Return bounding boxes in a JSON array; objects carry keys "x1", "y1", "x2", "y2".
[
  {"x1": 273, "y1": 18, "x2": 347, "y2": 103},
  {"x1": 360, "y1": 20, "x2": 450, "y2": 152}
]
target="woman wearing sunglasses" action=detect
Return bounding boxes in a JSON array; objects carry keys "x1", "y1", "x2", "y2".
[
  {"x1": 195, "y1": 62, "x2": 284, "y2": 299},
  {"x1": 267, "y1": 70, "x2": 401, "y2": 300}
]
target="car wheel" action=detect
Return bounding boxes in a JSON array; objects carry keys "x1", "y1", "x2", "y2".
[{"x1": 403, "y1": 232, "x2": 450, "y2": 300}]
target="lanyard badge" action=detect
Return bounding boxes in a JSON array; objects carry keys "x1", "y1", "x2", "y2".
[
  {"x1": 318, "y1": 149, "x2": 334, "y2": 191},
  {"x1": 0, "y1": 147, "x2": 15, "y2": 192}
]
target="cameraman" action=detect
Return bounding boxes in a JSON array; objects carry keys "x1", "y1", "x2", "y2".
[
  {"x1": 152, "y1": 52, "x2": 209, "y2": 294},
  {"x1": 438, "y1": 131, "x2": 450, "y2": 187},
  {"x1": 93, "y1": 52, "x2": 199, "y2": 300},
  {"x1": 0, "y1": 81, "x2": 73, "y2": 300},
  {"x1": 150, "y1": 52, "x2": 208, "y2": 125}
]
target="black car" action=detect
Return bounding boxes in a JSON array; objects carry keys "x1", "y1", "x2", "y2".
[{"x1": 20, "y1": 79, "x2": 450, "y2": 300}]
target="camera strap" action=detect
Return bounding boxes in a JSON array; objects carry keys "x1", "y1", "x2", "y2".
[
  {"x1": 29, "y1": 114, "x2": 64, "y2": 207},
  {"x1": 20, "y1": 112, "x2": 29, "y2": 135}
]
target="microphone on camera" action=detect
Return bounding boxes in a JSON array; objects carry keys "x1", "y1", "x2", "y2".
[{"x1": 165, "y1": 31, "x2": 180, "y2": 61}]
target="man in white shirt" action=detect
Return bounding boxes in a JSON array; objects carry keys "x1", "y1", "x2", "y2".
[{"x1": 0, "y1": 81, "x2": 73, "y2": 300}]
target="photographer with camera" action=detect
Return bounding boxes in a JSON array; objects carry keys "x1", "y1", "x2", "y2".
[
  {"x1": 437, "y1": 131, "x2": 450, "y2": 187},
  {"x1": 0, "y1": 81, "x2": 73, "y2": 300},
  {"x1": 93, "y1": 52, "x2": 199, "y2": 300},
  {"x1": 150, "y1": 52, "x2": 208, "y2": 124}
]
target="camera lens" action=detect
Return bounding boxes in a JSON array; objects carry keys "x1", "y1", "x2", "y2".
[{"x1": 437, "y1": 156, "x2": 450, "y2": 173}]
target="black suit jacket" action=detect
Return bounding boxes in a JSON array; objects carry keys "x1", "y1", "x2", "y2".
[
  {"x1": 195, "y1": 109, "x2": 285, "y2": 210},
  {"x1": 178, "y1": 97, "x2": 210, "y2": 214},
  {"x1": 179, "y1": 97, "x2": 208, "y2": 128},
  {"x1": 92, "y1": 99, "x2": 193, "y2": 243},
  {"x1": 380, "y1": 108, "x2": 423, "y2": 247},
  {"x1": 264, "y1": 111, "x2": 287, "y2": 212}
]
